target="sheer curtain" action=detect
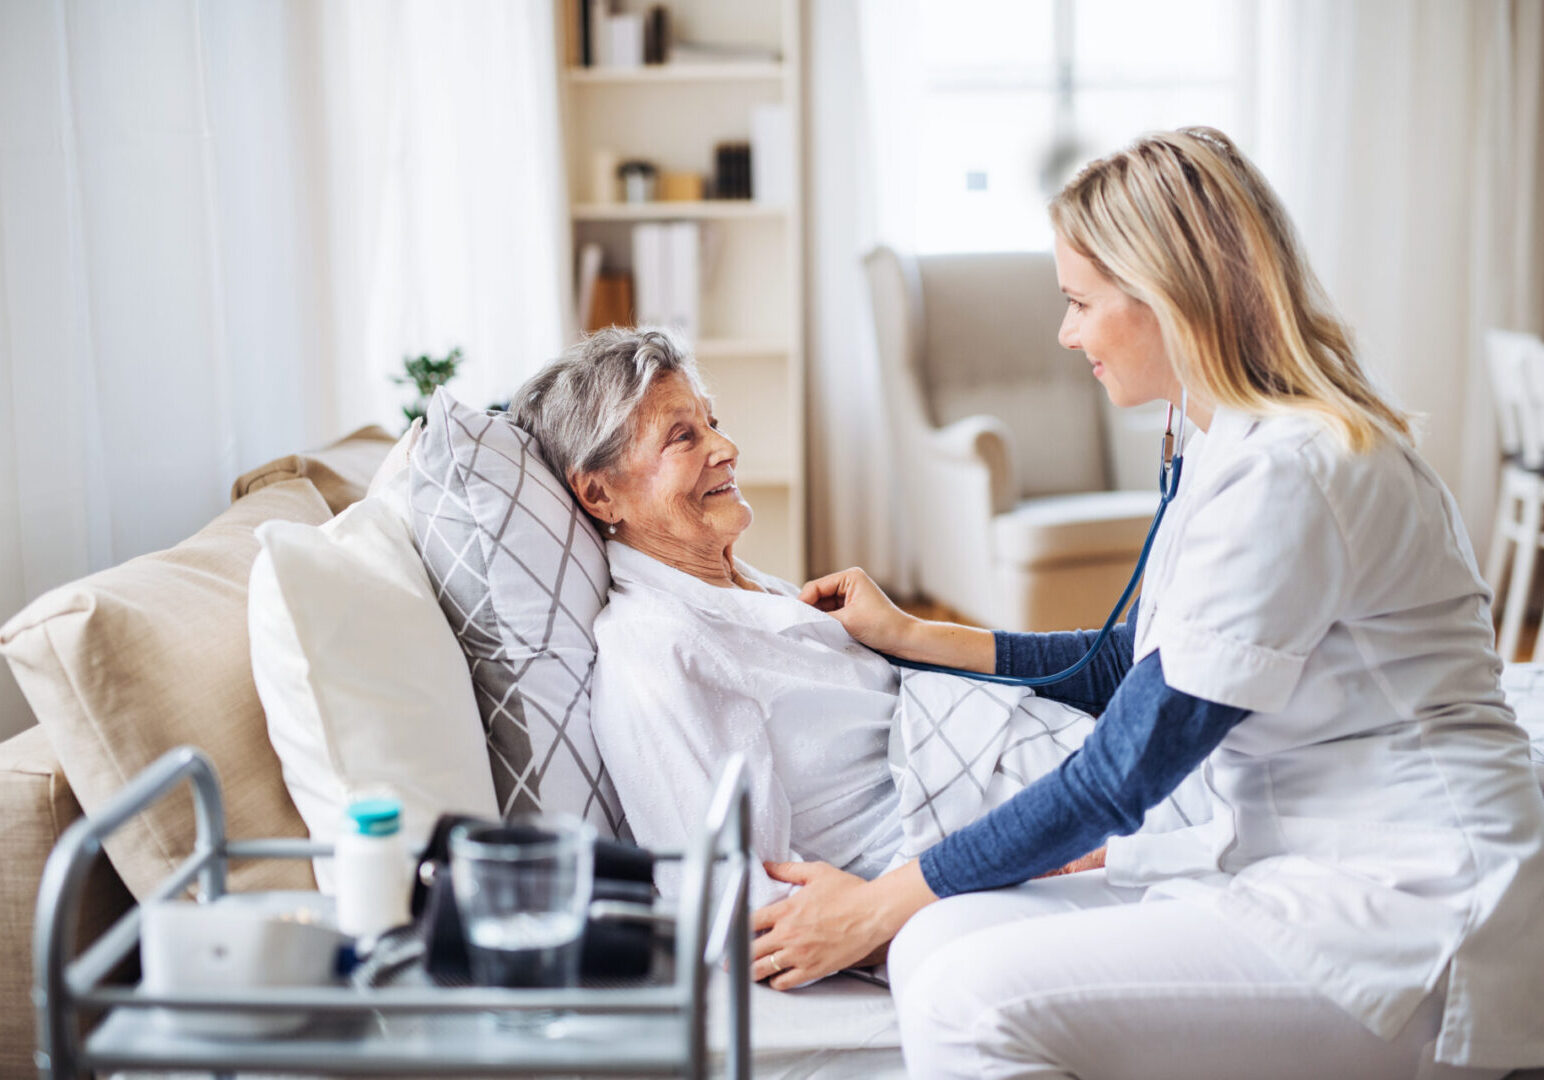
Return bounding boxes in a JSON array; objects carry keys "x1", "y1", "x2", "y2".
[
  {"x1": 1252, "y1": 0, "x2": 1544, "y2": 544},
  {"x1": 314, "y1": 1, "x2": 571, "y2": 428},
  {"x1": 804, "y1": 0, "x2": 921, "y2": 590},
  {"x1": 0, "y1": 0, "x2": 568, "y2": 738}
]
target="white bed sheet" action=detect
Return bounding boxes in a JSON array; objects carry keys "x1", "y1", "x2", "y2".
[{"x1": 707, "y1": 971, "x2": 904, "y2": 1079}]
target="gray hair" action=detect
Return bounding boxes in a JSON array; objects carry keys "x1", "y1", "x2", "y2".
[{"x1": 511, "y1": 326, "x2": 704, "y2": 485}]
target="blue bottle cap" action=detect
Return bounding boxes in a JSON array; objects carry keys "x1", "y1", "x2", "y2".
[{"x1": 346, "y1": 798, "x2": 402, "y2": 836}]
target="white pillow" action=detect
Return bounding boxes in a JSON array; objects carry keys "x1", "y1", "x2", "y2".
[
  {"x1": 409, "y1": 389, "x2": 627, "y2": 839},
  {"x1": 249, "y1": 496, "x2": 498, "y2": 892},
  {"x1": 366, "y1": 418, "x2": 422, "y2": 519}
]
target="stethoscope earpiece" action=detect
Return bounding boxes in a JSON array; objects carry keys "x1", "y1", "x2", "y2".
[{"x1": 1161, "y1": 389, "x2": 1188, "y2": 500}]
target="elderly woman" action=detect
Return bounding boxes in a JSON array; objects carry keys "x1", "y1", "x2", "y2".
[
  {"x1": 511, "y1": 328, "x2": 1189, "y2": 910},
  {"x1": 511, "y1": 328, "x2": 900, "y2": 907}
]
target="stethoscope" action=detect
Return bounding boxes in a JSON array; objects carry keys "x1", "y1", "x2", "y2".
[{"x1": 884, "y1": 391, "x2": 1188, "y2": 688}]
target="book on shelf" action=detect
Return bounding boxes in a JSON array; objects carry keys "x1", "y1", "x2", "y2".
[
  {"x1": 575, "y1": 242, "x2": 604, "y2": 333},
  {"x1": 606, "y1": 12, "x2": 644, "y2": 68},
  {"x1": 713, "y1": 143, "x2": 752, "y2": 200},
  {"x1": 667, "y1": 222, "x2": 700, "y2": 338},
  {"x1": 750, "y1": 105, "x2": 792, "y2": 207},
  {"x1": 580, "y1": 2, "x2": 667, "y2": 69},
  {"x1": 644, "y1": 7, "x2": 669, "y2": 64},
  {"x1": 588, "y1": 0, "x2": 609, "y2": 66},
  {"x1": 632, "y1": 221, "x2": 700, "y2": 341},
  {"x1": 566, "y1": 0, "x2": 584, "y2": 66},
  {"x1": 588, "y1": 273, "x2": 634, "y2": 333}
]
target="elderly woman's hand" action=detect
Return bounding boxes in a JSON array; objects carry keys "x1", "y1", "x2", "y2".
[
  {"x1": 798, "y1": 567, "x2": 917, "y2": 655},
  {"x1": 750, "y1": 859, "x2": 938, "y2": 990},
  {"x1": 800, "y1": 567, "x2": 997, "y2": 673}
]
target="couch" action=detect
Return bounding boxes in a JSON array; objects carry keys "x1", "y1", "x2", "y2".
[
  {"x1": 0, "y1": 426, "x2": 398, "y2": 1075},
  {"x1": 0, "y1": 421, "x2": 920, "y2": 1080},
  {"x1": 863, "y1": 244, "x2": 1164, "y2": 631}
]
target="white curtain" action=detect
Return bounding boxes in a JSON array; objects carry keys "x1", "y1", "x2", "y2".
[
  {"x1": 0, "y1": 0, "x2": 568, "y2": 738},
  {"x1": 804, "y1": 0, "x2": 921, "y2": 590},
  {"x1": 315, "y1": 1, "x2": 571, "y2": 429},
  {"x1": 1250, "y1": 0, "x2": 1544, "y2": 543}
]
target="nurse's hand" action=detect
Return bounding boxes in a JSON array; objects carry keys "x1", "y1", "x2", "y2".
[
  {"x1": 798, "y1": 567, "x2": 916, "y2": 654},
  {"x1": 751, "y1": 859, "x2": 939, "y2": 991},
  {"x1": 800, "y1": 567, "x2": 997, "y2": 673}
]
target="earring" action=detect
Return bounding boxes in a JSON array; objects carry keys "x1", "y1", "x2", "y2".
[{"x1": 608, "y1": 522, "x2": 618, "y2": 536}]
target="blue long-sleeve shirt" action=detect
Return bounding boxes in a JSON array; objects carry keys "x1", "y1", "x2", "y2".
[{"x1": 918, "y1": 601, "x2": 1250, "y2": 897}]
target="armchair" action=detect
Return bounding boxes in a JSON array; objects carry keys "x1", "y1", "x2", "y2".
[{"x1": 863, "y1": 245, "x2": 1160, "y2": 632}]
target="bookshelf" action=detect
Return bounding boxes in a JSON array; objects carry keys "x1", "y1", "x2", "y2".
[{"x1": 555, "y1": 0, "x2": 807, "y2": 583}]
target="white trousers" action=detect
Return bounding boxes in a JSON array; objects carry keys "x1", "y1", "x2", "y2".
[{"x1": 887, "y1": 871, "x2": 1506, "y2": 1080}]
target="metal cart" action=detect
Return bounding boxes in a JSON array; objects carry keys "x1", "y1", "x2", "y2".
[{"x1": 34, "y1": 746, "x2": 752, "y2": 1078}]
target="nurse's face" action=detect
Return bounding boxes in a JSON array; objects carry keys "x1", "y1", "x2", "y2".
[{"x1": 1054, "y1": 234, "x2": 1179, "y2": 410}]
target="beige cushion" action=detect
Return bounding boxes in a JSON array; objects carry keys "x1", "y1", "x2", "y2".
[
  {"x1": 0, "y1": 480, "x2": 332, "y2": 899},
  {"x1": 992, "y1": 489, "x2": 1160, "y2": 568},
  {"x1": 231, "y1": 424, "x2": 398, "y2": 515},
  {"x1": 0, "y1": 725, "x2": 134, "y2": 1077}
]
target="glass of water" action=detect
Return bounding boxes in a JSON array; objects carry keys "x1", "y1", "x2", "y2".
[{"x1": 449, "y1": 814, "x2": 595, "y2": 1030}]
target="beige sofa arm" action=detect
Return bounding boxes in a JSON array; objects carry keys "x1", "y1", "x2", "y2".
[
  {"x1": 929, "y1": 414, "x2": 1017, "y2": 517},
  {"x1": 0, "y1": 725, "x2": 134, "y2": 1076}
]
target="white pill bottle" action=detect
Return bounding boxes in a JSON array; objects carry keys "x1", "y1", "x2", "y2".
[{"x1": 334, "y1": 796, "x2": 412, "y2": 946}]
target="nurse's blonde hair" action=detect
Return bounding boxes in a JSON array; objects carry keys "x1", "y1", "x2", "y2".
[{"x1": 1049, "y1": 127, "x2": 1410, "y2": 452}]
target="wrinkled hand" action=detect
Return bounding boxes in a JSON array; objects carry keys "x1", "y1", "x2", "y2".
[
  {"x1": 798, "y1": 567, "x2": 915, "y2": 655},
  {"x1": 750, "y1": 859, "x2": 937, "y2": 991},
  {"x1": 1039, "y1": 845, "x2": 1107, "y2": 877}
]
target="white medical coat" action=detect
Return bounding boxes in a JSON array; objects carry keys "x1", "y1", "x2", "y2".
[
  {"x1": 1108, "y1": 406, "x2": 1544, "y2": 1068},
  {"x1": 590, "y1": 542, "x2": 904, "y2": 908}
]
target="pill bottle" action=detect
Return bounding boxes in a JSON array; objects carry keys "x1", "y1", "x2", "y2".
[{"x1": 334, "y1": 796, "x2": 411, "y2": 946}]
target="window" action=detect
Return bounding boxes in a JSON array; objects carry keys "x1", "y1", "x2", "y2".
[{"x1": 911, "y1": 0, "x2": 1248, "y2": 252}]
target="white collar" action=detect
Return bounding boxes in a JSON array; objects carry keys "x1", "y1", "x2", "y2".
[
  {"x1": 605, "y1": 540, "x2": 830, "y2": 633},
  {"x1": 1197, "y1": 404, "x2": 1260, "y2": 452}
]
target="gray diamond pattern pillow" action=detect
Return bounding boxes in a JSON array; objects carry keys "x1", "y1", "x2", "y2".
[{"x1": 410, "y1": 389, "x2": 627, "y2": 838}]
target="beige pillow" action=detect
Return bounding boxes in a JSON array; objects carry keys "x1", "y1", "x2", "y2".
[
  {"x1": 231, "y1": 425, "x2": 398, "y2": 515},
  {"x1": 0, "y1": 480, "x2": 331, "y2": 898}
]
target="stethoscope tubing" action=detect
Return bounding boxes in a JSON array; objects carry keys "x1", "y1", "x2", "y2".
[
  {"x1": 882, "y1": 455, "x2": 1181, "y2": 687},
  {"x1": 882, "y1": 394, "x2": 1188, "y2": 689}
]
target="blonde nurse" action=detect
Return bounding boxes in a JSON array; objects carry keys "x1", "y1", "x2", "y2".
[{"x1": 750, "y1": 128, "x2": 1544, "y2": 1078}]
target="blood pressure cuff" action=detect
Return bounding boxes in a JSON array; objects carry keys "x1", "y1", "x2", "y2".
[{"x1": 412, "y1": 813, "x2": 657, "y2": 981}]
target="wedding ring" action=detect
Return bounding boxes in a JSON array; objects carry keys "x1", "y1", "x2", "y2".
[{"x1": 769, "y1": 951, "x2": 784, "y2": 973}]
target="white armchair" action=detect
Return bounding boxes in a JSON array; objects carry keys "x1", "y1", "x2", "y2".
[{"x1": 863, "y1": 244, "x2": 1161, "y2": 632}]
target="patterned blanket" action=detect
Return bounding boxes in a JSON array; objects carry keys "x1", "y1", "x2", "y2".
[
  {"x1": 887, "y1": 663, "x2": 1544, "y2": 870},
  {"x1": 886, "y1": 669, "x2": 1209, "y2": 865}
]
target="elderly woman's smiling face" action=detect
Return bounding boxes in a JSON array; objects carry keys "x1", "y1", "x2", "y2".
[{"x1": 573, "y1": 371, "x2": 753, "y2": 584}]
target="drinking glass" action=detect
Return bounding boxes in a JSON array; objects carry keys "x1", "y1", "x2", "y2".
[{"x1": 449, "y1": 814, "x2": 595, "y2": 1031}]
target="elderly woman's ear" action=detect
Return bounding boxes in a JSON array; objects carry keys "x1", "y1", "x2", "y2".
[{"x1": 571, "y1": 469, "x2": 617, "y2": 527}]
